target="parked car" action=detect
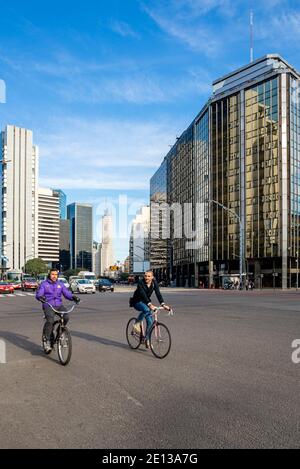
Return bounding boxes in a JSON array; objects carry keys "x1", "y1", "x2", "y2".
[
  {"x1": 71, "y1": 279, "x2": 96, "y2": 294},
  {"x1": 0, "y1": 282, "x2": 15, "y2": 294},
  {"x1": 98, "y1": 279, "x2": 114, "y2": 292},
  {"x1": 22, "y1": 278, "x2": 38, "y2": 291}
]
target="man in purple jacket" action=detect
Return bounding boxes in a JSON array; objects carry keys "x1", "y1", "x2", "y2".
[{"x1": 36, "y1": 268, "x2": 80, "y2": 352}]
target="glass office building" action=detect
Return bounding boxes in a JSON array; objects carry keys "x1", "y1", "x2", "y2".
[
  {"x1": 150, "y1": 55, "x2": 300, "y2": 288},
  {"x1": 150, "y1": 157, "x2": 169, "y2": 282},
  {"x1": 67, "y1": 203, "x2": 93, "y2": 271}
]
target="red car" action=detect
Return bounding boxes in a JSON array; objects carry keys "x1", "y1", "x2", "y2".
[
  {"x1": 10, "y1": 281, "x2": 22, "y2": 291},
  {"x1": 22, "y1": 278, "x2": 38, "y2": 291},
  {"x1": 0, "y1": 282, "x2": 14, "y2": 294}
]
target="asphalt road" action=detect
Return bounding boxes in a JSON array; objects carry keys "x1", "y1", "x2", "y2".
[{"x1": 0, "y1": 288, "x2": 300, "y2": 449}]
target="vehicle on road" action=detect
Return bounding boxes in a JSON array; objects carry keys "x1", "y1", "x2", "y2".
[
  {"x1": 22, "y1": 277, "x2": 38, "y2": 291},
  {"x1": 71, "y1": 279, "x2": 96, "y2": 294},
  {"x1": 126, "y1": 306, "x2": 173, "y2": 359},
  {"x1": 97, "y1": 279, "x2": 114, "y2": 292},
  {"x1": 58, "y1": 277, "x2": 70, "y2": 289},
  {"x1": 78, "y1": 271, "x2": 96, "y2": 283},
  {"x1": 9, "y1": 281, "x2": 22, "y2": 291},
  {"x1": 42, "y1": 302, "x2": 77, "y2": 366},
  {"x1": 0, "y1": 282, "x2": 14, "y2": 294},
  {"x1": 37, "y1": 273, "x2": 48, "y2": 285}
]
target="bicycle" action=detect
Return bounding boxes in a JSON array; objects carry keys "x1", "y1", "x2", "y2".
[
  {"x1": 42, "y1": 302, "x2": 76, "y2": 366},
  {"x1": 126, "y1": 306, "x2": 173, "y2": 359}
]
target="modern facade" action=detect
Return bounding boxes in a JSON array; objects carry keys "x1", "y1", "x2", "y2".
[
  {"x1": 150, "y1": 157, "x2": 170, "y2": 282},
  {"x1": 53, "y1": 189, "x2": 67, "y2": 219},
  {"x1": 59, "y1": 219, "x2": 70, "y2": 271},
  {"x1": 101, "y1": 210, "x2": 114, "y2": 275},
  {"x1": 150, "y1": 54, "x2": 300, "y2": 289},
  {"x1": 0, "y1": 125, "x2": 39, "y2": 273},
  {"x1": 129, "y1": 205, "x2": 150, "y2": 274},
  {"x1": 67, "y1": 203, "x2": 93, "y2": 271},
  {"x1": 38, "y1": 188, "x2": 60, "y2": 266},
  {"x1": 92, "y1": 241, "x2": 102, "y2": 277}
]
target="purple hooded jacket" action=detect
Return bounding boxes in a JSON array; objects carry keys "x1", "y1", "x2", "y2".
[{"x1": 36, "y1": 278, "x2": 74, "y2": 308}]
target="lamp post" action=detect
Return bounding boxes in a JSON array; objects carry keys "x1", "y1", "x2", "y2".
[{"x1": 209, "y1": 199, "x2": 245, "y2": 289}]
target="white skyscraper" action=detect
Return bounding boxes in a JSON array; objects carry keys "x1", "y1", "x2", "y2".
[
  {"x1": 0, "y1": 125, "x2": 39, "y2": 273},
  {"x1": 101, "y1": 210, "x2": 114, "y2": 275},
  {"x1": 38, "y1": 188, "x2": 60, "y2": 266},
  {"x1": 129, "y1": 205, "x2": 150, "y2": 274},
  {"x1": 92, "y1": 241, "x2": 102, "y2": 277}
]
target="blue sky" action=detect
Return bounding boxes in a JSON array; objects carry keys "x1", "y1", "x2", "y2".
[{"x1": 1, "y1": 0, "x2": 300, "y2": 261}]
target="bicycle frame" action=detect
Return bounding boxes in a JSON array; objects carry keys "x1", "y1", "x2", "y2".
[{"x1": 140, "y1": 306, "x2": 173, "y2": 340}]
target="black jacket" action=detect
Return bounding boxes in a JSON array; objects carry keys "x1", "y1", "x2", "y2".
[{"x1": 132, "y1": 278, "x2": 164, "y2": 306}]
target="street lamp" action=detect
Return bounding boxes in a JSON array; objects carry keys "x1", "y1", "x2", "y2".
[{"x1": 209, "y1": 199, "x2": 245, "y2": 289}]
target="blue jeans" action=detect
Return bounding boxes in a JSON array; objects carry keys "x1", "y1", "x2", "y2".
[{"x1": 134, "y1": 302, "x2": 153, "y2": 340}]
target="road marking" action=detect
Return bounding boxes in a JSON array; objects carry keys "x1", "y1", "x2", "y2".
[
  {"x1": 26, "y1": 293, "x2": 35, "y2": 296},
  {"x1": 7, "y1": 294, "x2": 15, "y2": 297},
  {"x1": 16, "y1": 293, "x2": 26, "y2": 296}
]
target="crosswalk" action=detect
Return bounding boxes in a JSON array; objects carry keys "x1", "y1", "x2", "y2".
[{"x1": 0, "y1": 292, "x2": 36, "y2": 298}]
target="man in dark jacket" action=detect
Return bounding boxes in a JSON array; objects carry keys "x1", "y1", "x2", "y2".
[
  {"x1": 36, "y1": 269, "x2": 79, "y2": 352},
  {"x1": 131, "y1": 271, "x2": 171, "y2": 348}
]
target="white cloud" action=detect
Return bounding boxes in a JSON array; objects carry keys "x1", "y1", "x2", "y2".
[
  {"x1": 37, "y1": 116, "x2": 184, "y2": 190},
  {"x1": 109, "y1": 20, "x2": 140, "y2": 38}
]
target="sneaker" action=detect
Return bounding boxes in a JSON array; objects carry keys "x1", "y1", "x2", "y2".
[
  {"x1": 133, "y1": 322, "x2": 142, "y2": 334},
  {"x1": 145, "y1": 339, "x2": 150, "y2": 349},
  {"x1": 44, "y1": 340, "x2": 52, "y2": 353}
]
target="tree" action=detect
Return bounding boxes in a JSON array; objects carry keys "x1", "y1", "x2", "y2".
[
  {"x1": 24, "y1": 258, "x2": 48, "y2": 276},
  {"x1": 63, "y1": 268, "x2": 81, "y2": 279}
]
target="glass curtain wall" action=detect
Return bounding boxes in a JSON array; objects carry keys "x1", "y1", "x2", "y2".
[{"x1": 244, "y1": 77, "x2": 279, "y2": 260}]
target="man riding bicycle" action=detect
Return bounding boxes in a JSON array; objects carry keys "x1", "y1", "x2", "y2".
[
  {"x1": 36, "y1": 268, "x2": 80, "y2": 352},
  {"x1": 131, "y1": 271, "x2": 171, "y2": 348}
]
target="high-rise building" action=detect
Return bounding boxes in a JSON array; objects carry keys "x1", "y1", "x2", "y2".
[
  {"x1": 38, "y1": 188, "x2": 60, "y2": 266},
  {"x1": 150, "y1": 157, "x2": 170, "y2": 283},
  {"x1": 0, "y1": 125, "x2": 39, "y2": 273},
  {"x1": 101, "y1": 210, "x2": 114, "y2": 275},
  {"x1": 129, "y1": 205, "x2": 150, "y2": 274},
  {"x1": 92, "y1": 241, "x2": 102, "y2": 277},
  {"x1": 59, "y1": 219, "x2": 70, "y2": 272},
  {"x1": 151, "y1": 54, "x2": 300, "y2": 289},
  {"x1": 67, "y1": 203, "x2": 93, "y2": 271},
  {"x1": 53, "y1": 189, "x2": 67, "y2": 219}
]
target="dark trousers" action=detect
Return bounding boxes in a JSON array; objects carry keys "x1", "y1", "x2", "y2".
[{"x1": 43, "y1": 305, "x2": 69, "y2": 340}]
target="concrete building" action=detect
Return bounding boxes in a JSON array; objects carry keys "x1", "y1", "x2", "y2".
[
  {"x1": 92, "y1": 241, "x2": 102, "y2": 277},
  {"x1": 38, "y1": 188, "x2": 60, "y2": 266},
  {"x1": 0, "y1": 125, "x2": 39, "y2": 273},
  {"x1": 151, "y1": 54, "x2": 300, "y2": 289},
  {"x1": 67, "y1": 203, "x2": 93, "y2": 271},
  {"x1": 129, "y1": 205, "x2": 150, "y2": 274},
  {"x1": 101, "y1": 210, "x2": 114, "y2": 275}
]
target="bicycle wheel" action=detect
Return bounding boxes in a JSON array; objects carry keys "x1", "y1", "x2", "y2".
[
  {"x1": 57, "y1": 327, "x2": 72, "y2": 365},
  {"x1": 149, "y1": 322, "x2": 171, "y2": 359},
  {"x1": 126, "y1": 318, "x2": 142, "y2": 349}
]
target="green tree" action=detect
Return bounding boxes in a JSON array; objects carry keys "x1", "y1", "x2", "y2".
[
  {"x1": 63, "y1": 268, "x2": 81, "y2": 279},
  {"x1": 24, "y1": 258, "x2": 48, "y2": 276}
]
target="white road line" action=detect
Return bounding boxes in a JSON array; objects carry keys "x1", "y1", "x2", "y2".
[
  {"x1": 26, "y1": 293, "x2": 35, "y2": 296},
  {"x1": 16, "y1": 293, "x2": 26, "y2": 296},
  {"x1": 7, "y1": 294, "x2": 15, "y2": 297}
]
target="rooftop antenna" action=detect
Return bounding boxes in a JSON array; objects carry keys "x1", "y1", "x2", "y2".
[{"x1": 250, "y1": 9, "x2": 254, "y2": 63}]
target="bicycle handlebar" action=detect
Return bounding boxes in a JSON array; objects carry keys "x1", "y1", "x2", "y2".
[
  {"x1": 43, "y1": 302, "x2": 76, "y2": 315},
  {"x1": 152, "y1": 306, "x2": 174, "y2": 316}
]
